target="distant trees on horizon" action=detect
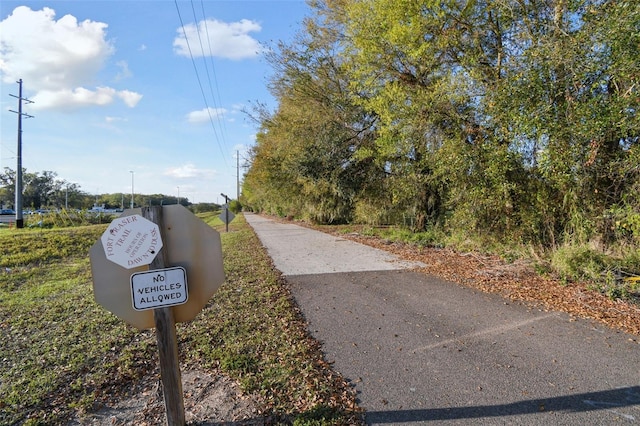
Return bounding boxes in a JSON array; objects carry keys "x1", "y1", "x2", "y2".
[{"x1": 0, "y1": 167, "x2": 205, "y2": 211}]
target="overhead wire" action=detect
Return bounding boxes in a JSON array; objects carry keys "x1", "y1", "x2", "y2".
[
  {"x1": 174, "y1": 0, "x2": 229, "y2": 168},
  {"x1": 197, "y1": 0, "x2": 240, "y2": 184},
  {"x1": 199, "y1": 0, "x2": 230, "y2": 139}
]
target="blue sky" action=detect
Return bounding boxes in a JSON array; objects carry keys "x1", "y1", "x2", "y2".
[{"x1": 0, "y1": 1, "x2": 309, "y2": 204}]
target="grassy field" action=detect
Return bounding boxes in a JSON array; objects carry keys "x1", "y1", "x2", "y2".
[{"x1": 0, "y1": 213, "x2": 359, "y2": 425}]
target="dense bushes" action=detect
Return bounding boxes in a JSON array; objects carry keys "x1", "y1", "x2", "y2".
[{"x1": 243, "y1": 1, "x2": 640, "y2": 269}]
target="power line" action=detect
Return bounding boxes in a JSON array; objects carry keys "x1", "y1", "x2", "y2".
[
  {"x1": 190, "y1": 0, "x2": 231, "y2": 156},
  {"x1": 199, "y1": 0, "x2": 229, "y2": 139},
  {"x1": 174, "y1": 0, "x2": 229, "y2": 167}
]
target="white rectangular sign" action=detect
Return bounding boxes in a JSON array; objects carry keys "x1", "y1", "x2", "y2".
[{"x1": 131, "y1": 267, "x2": 188, "y2": 311}]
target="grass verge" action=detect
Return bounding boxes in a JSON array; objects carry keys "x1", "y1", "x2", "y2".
[{"x1": 0, "y1": 213, "x2": 360, "y2": 425}]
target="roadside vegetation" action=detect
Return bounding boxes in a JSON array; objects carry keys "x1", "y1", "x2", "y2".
[
  {"x1": 0, "y1": 213, "x2": 359, "y2": 425},
  {"x1": 314, "y1": 223, "x2": 640, "y2": 304},
  {"x1": 242, "y1": 0, "x2": 640, "y2": 301},
  {"x1": 0, "y1": 209, "x2": 124, "y2": 230}
]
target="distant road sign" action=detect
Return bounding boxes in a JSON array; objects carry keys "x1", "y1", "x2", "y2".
[
  {"x1": 131, "y1": 267, "x2": 188, "y2": 311},
  {"x1": 219, "y1": 207, "x2": 235, "y2": 224},
  {"x1": 100, "y1": 214, "x2": 163, "y2": 269}
]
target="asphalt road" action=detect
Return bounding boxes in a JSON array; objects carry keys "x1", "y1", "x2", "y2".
[{"x1": 244, "y1": 213, "x2": 640, "y2": 425}]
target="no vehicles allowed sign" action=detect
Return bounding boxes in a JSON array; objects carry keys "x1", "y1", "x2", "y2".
[
  {"x1": 90, "y1": 205, "x2": 225, "y2": 330},
  {"x1": 131, "y1": 267, "x2": 188, "y2": 311}
]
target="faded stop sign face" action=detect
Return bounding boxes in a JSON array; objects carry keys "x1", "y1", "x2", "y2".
[
  {"x1": 91, "y1": 205, "x2": 225, "y2": 329},
  {"x1": 100, "y1": 214, "x2": 163, "y2": 269}
]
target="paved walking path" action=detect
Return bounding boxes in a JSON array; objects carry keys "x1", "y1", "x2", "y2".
[
  {"x1": 244, "y1": 213, "x2": 640, "y2": 425},
  {"x1": 243, "y1": 214, "x2": 425, "y2": 276}
]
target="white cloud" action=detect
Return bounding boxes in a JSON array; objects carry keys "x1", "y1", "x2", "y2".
[
  {"x1": 115, "y1": 60, "x2": 132, "y2": 80},
  {"x1": 32, "y1": 86, "x2": 115, "y2": 109},
  {"x1": 0, "y1": 6, "x2": 112, "y2": 89},
  {"x1": 105, "y1": 116, "x2": 127, "y2": 123},
  {"x1": 186, "y1": 107, "x2": 227, "y2": 124},
  {"x1": 30, "y1": 86, "x2": 141, "y2": 110},
  {"x1": 164, "y1": 163, "x2": 217, "y2": 179},
  {"x1": 173, "y1": 18, "x2": 263, "y2": 60},
  {"x1": 117, "y1": 90, "x2": 143, "y2": 107},
  {"x1": 233, "y1": 143, "x2": 248, "y2": 153},
  {"x1": 0, "y1": 6, "x2": 141, "y2": 111}
]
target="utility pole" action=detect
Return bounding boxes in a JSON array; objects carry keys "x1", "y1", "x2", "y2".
[
  {"x1": 9, "y1": 79, "x2": 34, "y2": 229},
  {"x1": 130, "y1": 171, "x2": 134, "y2": 209},
  {"x1": 236, "y1": 150, "x2": 240, "y2": 200}
]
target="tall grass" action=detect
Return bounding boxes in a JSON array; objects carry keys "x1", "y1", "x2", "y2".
[{"x1": 0, "y1": 214, "x2": 359, "y2": 425}]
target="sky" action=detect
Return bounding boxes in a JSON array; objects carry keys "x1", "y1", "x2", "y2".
[{"x1": 0, "y1": 0, "x2": 310, "y2": 204}]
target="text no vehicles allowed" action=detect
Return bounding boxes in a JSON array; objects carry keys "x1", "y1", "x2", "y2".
[{"x1": 131, "y1": 267, "x2": 188, "y2": 311}]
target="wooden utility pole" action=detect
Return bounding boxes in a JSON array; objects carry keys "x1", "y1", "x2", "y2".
[
  {"x1": 9, "y1": 79, "x2": 33, "y2": 229},
  {"x1": 142, "y1": 206, "x2": 186, "y2": 426}
]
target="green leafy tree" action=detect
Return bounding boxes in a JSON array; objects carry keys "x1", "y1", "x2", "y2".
[
  {"x1": 246, "y1": 0, "x2": 640, "y2": 248},
  {"x1": 342, "y1": 0, "x2": 524, "y2": 232},
  {"x1": 245, "y1": 2, "x2": 380, "y2": 223},
  {"x1": 0, "y1": 167, "x2": 86, "y2": 210}
]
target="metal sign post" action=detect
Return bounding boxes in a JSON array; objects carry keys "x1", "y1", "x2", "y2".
[
  {"x1": 220, "y1": 193, "x2": 229, "y2": 232},
  {"x1": 219, "y1": 193, "x2": 235, "y2": 232}
]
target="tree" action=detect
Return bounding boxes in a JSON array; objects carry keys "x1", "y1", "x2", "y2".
[
  {"x1": 484, "y1": 0, "x2": 640, "y2": 244},
  {"x1": 342, "y1": 0, "x2": 526, "y2": 232},
  {"x1": 244, "y1": 1, "x2": 380, "y2": 223},
  {"x1": 0, "y1": 168, "x2": 74, "y2": 210},
  {"x1": 246, "y1": 0, "x2": 640, "y2": 247}
]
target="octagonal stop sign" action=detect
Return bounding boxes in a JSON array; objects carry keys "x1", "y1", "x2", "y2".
[{"x1": 89, "y1": 205, "x2": 225, "y2": 329}]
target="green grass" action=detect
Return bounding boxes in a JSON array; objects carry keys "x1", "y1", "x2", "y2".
[
  {"x1": 550, "y1": 244, "x2": 640, "y2": 299},
  {"x1": 0, "y1": 214, "x2": 360, "y2": 425},
  {"x1": 0, "y1": 226, "x2": 156, "y2": 425}
]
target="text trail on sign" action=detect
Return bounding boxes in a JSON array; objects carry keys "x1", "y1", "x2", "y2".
[{"x1": 100, "y1": 214, "x2": 163, "y2": 269}]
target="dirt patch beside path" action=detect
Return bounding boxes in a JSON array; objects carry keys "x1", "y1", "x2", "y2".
[{"x1": 70, "y1": 369, "x2": 265, "y2": 426}]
